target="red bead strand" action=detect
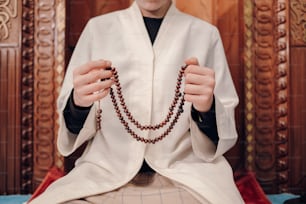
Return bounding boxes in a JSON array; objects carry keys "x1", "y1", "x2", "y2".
[
  {"x1": 111, "y1": 65, "x2": 186, "y2": 131},
  {"x1": 97, "y1": 65, "x2": 187, "y2": 144}
]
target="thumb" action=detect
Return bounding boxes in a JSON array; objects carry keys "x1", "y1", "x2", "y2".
[{"x1": 184, "y1": 57, "x2": 199, "y2": 66}]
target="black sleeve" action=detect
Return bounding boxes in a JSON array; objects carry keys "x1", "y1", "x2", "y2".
[
  {"x1": 191, "y1": 98, "x2": 219, "y2": 145},
  {"x1": 63, "y1": 90, "x2": 91, "y2": 134}
]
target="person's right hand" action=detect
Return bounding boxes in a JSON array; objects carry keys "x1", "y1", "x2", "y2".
[{"x1": 73, "y1": 60, "x2": 114, "y2": 107}]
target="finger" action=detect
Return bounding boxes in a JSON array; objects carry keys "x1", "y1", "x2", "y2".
[
  {"x1": 184, "y1": 82, "x2": 214, "y2": 96},
  {"x1": 184, "y1": 84, "x2": 207, "y2": 95},
  {"x1": 184, "y1": 93, "x2": 212, "y2": 104},
  {"x1": 185, "y1": 73, "x2": 205, "y2": 85},
  {"x1": 75, "y1": 60, "x2": 112, "y2": 75},
  {"x1": 184, "y1": 94, "x2": 213, "y2": 112},
  {"x1": 76, "y1": 88, "x2": 111, "y2": 107},
  {"x1": 184, "y1": 93, "x2": 209, "y2": 101},
  {"x1": 74, "y1": 78, "x2": 114, "y2": 107},
  {"x1": 184, "y1": 57, "x2": 199, "y2": 66},
  {"x1": 185, "y1": 65, "x2": 215, "y2": 77},
  {"x1": 74, "y1": 69, "x2": 113, "y2": 87},
  {"x1": 185, "y1": 73, "x2": 215, "y2": 86},
  {"x1": 76, "y1": 79, "x2": 114, "y2": 96}
]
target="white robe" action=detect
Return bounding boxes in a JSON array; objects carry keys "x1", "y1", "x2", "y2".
[{"x1": 30, "y1": 2, "x2": 244, "y2": 204}]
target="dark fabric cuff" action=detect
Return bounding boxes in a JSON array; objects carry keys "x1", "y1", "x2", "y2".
[
  {"x1": 191, "y1": 98, "x2": 219, "y2": 145},
  {"x1": 63, "y1": 90, "x2": 91, "y2": 134}
]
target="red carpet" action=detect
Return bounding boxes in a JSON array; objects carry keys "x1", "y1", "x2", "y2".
[
  {"x1": 28, "y1": 167, "x2": 64, "y2": 202},
  {"x1": 235, "y1": 171, "x2": 271, "y2": 204}
]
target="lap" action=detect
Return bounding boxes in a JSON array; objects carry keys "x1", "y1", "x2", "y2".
[{"x1": 62, "y1": 173, "x2": 205, "y2": 204}]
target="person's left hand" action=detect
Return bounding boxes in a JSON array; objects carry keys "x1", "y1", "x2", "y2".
[{"x1": 184, "y1": 57, "x2": 215, "y2": 112}]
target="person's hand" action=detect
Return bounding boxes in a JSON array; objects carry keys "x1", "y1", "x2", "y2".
[
  {"x1": 73, "y1": 60, "x2": 114, "y2": 107},
  {"x1": 184, "y1": 57, "x2": 215, "y2": 112}
]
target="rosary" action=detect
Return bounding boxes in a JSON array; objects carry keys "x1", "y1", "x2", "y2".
[{"x1": 96, "y1": 65, "x2": 187, "y2": 144}]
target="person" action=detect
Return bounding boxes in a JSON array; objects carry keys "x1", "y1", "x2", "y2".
[{"x1": 29, "y1": 0, "x2": 244, "y2": 203}]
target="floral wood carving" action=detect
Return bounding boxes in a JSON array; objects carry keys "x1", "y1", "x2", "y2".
[
  {"x1": 0, "y1": 0, "x2": 17, "y2": 40},
  {"x1": 290, "y1": 0, "x2": 306, "y2": 46}
]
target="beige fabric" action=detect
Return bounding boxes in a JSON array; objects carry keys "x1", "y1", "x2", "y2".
[{"x1": 62, "y1": 173, "x2": 205, "y2": 204}]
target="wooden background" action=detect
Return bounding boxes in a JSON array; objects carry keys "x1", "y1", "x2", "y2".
[{"x1": 0, "y1": 0, "x2": 305, "y2": 195}]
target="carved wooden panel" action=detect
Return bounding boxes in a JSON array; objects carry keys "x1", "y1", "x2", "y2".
[
  {"x1": 0, "y1": 0, "x2": 18, "y2": 42},
  {"x1": 33, "y1": 0, "x2": 57, "y2": 188},
  {"x1": 251, "y1": 0, "x2": 278, "y2": 192},
  {"x1": 289, "y1": 48, "x2": 306, "y2": 194},
  {"x1": 243, "y1": 0, "x2": 290, "y2": 193},
  {"x1": 290, "y1": 0, "x2": 306, "y2": 46},
  {"x1": 289, "y1": 0, "x2": 306, "y2": 194},
  {"x1": 0, "y1": 0, "x2": 22, "y2": 194},
  {"x1": 32, "y1": 0, "x2": 65, "y2": 189},
  {"x1": 0, "y1": 47, "x2": 22, "y2": 194}
]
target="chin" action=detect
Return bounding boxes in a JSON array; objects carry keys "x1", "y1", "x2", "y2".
[
  {"x1": 141, "y1": 3, "x2": 161, "y2": 10},
  {"x1": 137, "y1": 0, "x2": 170, "y2": 11}
]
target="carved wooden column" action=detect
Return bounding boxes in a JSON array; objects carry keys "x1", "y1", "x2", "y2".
[
  {"x1": 32, "y1": 0, "x2": 65, "y2": 189},
  {"x1": 21, "y1": 0, "x2": 35, "y2": 194},
  {"x1": 244, "y1": 0, "x2": 290, "y2": 193},
  {"x1": 275, "y1": 0, "x2": 290, "y2": 193}
]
